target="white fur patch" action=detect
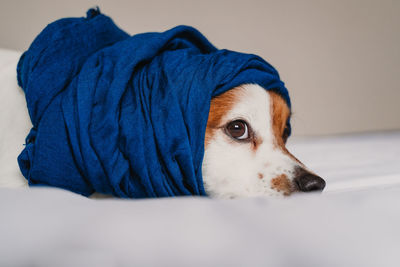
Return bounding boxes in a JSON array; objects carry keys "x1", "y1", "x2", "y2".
[{"x1": 202, "y1": 84, "x2": 301, "y2": 198}]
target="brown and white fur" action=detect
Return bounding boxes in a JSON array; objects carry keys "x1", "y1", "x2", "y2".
[{"x1": 202, "y1": 84, "x2": 325, "y2": 198}]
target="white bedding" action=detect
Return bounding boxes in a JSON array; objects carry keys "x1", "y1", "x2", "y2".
[
  {"x1": 1, "y1": 48, "x2": 400, "y2": 266},
  {"x1": 1, "y1": 184, "x2": 400, "y2": 267},
  {"x1": 0, "y1": 48, "x2": 31, "y2": 187}
]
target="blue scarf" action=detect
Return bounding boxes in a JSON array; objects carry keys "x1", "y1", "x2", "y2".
[{"x1": 17, "y1": 8, "x2": 290, "y2": 198}]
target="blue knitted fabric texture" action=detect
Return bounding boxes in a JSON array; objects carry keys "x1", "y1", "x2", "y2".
[{"x1": 17, "y1": 8, "x2": 290, "y2": 198}]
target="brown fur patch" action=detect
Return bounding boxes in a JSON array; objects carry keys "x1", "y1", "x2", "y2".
[
  {"x1": 258, "y1": 173, "x2": 264, "y2": 179},
  {"x1": 270, "y1": 174, "x2": 294, "y2": 196},
  {"x1": 269, "y1": 91, "x2": 291, "y2": 148},
  {"x1": 205, "y1": 87, "x2": 242, "y2": 147},
  {"x1": 268, "y1": 91, "x2": 303, "y2": 165}
]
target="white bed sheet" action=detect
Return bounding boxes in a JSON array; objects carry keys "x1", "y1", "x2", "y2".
[
  {"x1": 1, "y1": 48, "x2": 400, "y2": 267},
  {"x1": 1, "y1": 186, "x2": 400, "y2": 267}
]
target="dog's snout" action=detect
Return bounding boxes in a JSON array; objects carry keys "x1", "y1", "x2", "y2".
[{"x1": 294, "y1": 169, "x2": 326, "y2": 192}]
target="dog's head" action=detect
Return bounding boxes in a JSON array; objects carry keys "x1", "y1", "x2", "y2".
[{"x1": 202, "y1": 84, "x2": 325, "y2": 198}]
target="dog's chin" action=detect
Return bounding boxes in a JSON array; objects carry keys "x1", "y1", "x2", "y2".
[
  {"x1": 202, "y1": 173, "x2": 297, "y2": 199},
  {"x1": 203, "y1": 186, "x2": 292, "y2": 199}
]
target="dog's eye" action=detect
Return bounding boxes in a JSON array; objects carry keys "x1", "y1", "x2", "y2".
[{"x1": 226, "y1": 120, "x2": 249, "y2": 140}]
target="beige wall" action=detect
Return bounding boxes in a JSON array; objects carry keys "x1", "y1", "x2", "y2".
[{"x1": 1, "y1": 0, "x2": 399, "y2": 136}]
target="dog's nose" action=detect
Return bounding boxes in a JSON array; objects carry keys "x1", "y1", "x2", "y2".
[{"x1": 294, "y1": 169, "x2": 326, "y2": 192}]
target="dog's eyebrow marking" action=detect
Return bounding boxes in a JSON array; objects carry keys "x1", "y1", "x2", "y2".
[
  {"x1": 205, "y1": 87, "x2": 242, "y2": 147},
  {"x1": 258, "y1": 173, "x2": 264, "y2": 179}
]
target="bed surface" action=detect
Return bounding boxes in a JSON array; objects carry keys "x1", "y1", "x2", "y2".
[
  {"x1": 1, "y1": 48, "x2": 400, "y2": 266},
  {"x1": 1, "y1": 182, "x2": 400, "y2": 267}
]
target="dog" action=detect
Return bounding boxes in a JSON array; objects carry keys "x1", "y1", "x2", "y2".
[
  {"x1": 202, "y1": 84, "x2": 325, "y2": 198},
  {"x1": 1, "y1": 51, "x2": 325, "y2": 198}
]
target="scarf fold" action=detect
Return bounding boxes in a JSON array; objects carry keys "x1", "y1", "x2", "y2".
[{"x1": 17, "y1": 8, "x2": 290, "y2": 198}]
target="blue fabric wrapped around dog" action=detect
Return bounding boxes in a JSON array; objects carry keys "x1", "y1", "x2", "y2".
[{"x1": 17, "y1": 8, "x2": 290, "y2": 198}]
